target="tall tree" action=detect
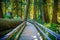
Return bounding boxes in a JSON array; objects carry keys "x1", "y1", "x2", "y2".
[
  {"x1": 20, "y1": 0, "x2": 22, "y2": 18},
  {"x1": 28, "y1": 3, "x2": 30, "y2": 19},
  {"x1": 13, "y1": 0, "x2": 18, "y2": 17},
  {"x1": 25, "y1": 0, "x2": 30, "y2": 21},
  {"x1": 38, "y1": 0, "x2": 50, "y2": 23},
  {"x1": 33, "y1": 0, "x2": 37, "y2": 21},
  {"x1": 57, "y1": 0, "x2": 60, "y2": 23},
  {"x1": 38, "y1": 0, "x2": 50, "y2": 24},
  {"x1": 43, "y1": 0, "x2": 50, "y2": 23},
  {"x1": 52, "y1": 0, "x2": 58, "y2": 23},
  {"x1": 0, "y1": 0, "x2": 4, "y2": 18},
  {"x1": 38, "y1": 0, "x2": 45, "y2": 24},
  {"x1": 16, "y1": 0, "x2": 18, "y2": 17}
]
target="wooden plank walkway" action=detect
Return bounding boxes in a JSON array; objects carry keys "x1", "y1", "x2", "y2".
[{"x1": 19, "y1": 22, "x2": 42, "y2": 40}]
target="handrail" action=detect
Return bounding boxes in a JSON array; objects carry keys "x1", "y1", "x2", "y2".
[
  {"x1": 27, "y1": 19, "x2": 60, "y2": 40},
  {"x1": 34, "y1": 21, "x2": 60, "y2": 40},
  {"x1": 0, "y1": 21, "x2": 26, "y2": 40},
  {"x1": 28, "y1": 21, "x2": 51, "y2": 40},
  {"x1": 14, "y1": 23, "x2": 25, "y2": 40},
  {"x1": 34, "y1": 23, "x2": 51, "y2": 40}
]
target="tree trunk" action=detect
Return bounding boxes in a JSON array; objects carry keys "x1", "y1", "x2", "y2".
[
  {"x1": 25, "y1": 0, "x2": 30, "y2": 21},
  {"x1": 43, "y1": 0, "x2": 50, "y2": 23},
  {"x1": 28, "y1": 2, "x2": 30, "y2": 19},
  {"x1": 57, "y1": 0, "x2": 60, "y2": 24},
  {"x1": 0, "y1": 0, "x2": 4, "y2": 18},
  {"x1": 20, "y1": 0, "x2": 22, "y2": 19},
  {"x1": 28, "y1": 0, "x2": 30, "y2": 19},
  {"x1": 52, "y1": 0, "x2": 58, "y2": 23},
  {"x1": 16, "y1": 0, "x2": 18, "y2": 17},
  {"x1": 28, "y1": 9, "x2": 30, "y2": 19},
  {"x1": 38, "y1": 0, "x2": 50, "y2": 23},
  {"x1": 33, "y1": 0, "x2": 37, "y2": 21},
  {"x1": 38, "y1": 0, "x2": 45, "y2": 24}
]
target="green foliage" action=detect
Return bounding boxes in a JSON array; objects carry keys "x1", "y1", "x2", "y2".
[
  {"x1": 4, "y1": 13, "x2": 11, "y2": 19},
  {"x1": 51, "y1": 23, "x2": 58, "y2": 27},
  {"x1": 44, "y1": 23, "x2": 59, "y2": 34},
  {"x1": 13, "y1": 15, "x2": 21, "y2": 20}
]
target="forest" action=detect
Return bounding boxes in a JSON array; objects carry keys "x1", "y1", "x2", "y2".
[{"x1": 0, "y1": 0, "x2": 60, "y2": 40}]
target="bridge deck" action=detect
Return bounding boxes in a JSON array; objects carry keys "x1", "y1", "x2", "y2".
[{"x1": 19, "y1": 22, "x2": 42, "y2": 40}]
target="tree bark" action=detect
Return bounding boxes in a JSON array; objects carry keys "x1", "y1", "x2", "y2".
[
  {"x1": 25, "y1": 0, "x2": 30, "y2": 21},
  {"x1": 38, "y1": 0, "x2": 45, "y2": 24},
  {"x1": 43, "y1": 0, "x2": 50, "y2": 23},
  {"x1": 16, "y1": 0, "x2": 18, "y2": 17},
  {"x1": 20, "y1": 0, "x2": 22, "y2": 19},
  {"x1": 52, "y1": 0, "x2": 58, "y2": 23},
  {"x1": 33, "y1": 0, "x2": 37, "y2": 21},
  {"x1": 57, "y1": 0, "x2": 60, "y2": 24},
  {"x1": 0, "y1": 0, "x2": 4, "y2": 18},
  {"x1": 28, "y1": 4, "x2": 30, "y2": 19}
]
